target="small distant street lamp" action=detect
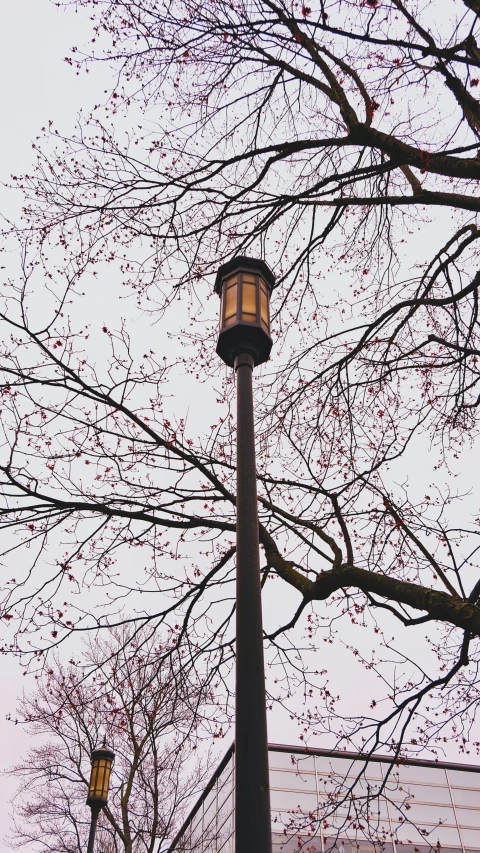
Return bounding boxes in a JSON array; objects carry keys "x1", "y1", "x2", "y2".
[
  {"x1": 215, "y1": 256, "x2": 275, "y2": 853},
  {"x1": 86, "y1": 741, "x2": 115, "y2": 853}
]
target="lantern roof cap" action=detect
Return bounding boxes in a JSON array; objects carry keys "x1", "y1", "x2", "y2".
[
  {"x1": 214, "y1": 256, "x2": 275, "y2": 295},
  {"x1": 91, "y1": 739, "x2": 115, "y2": 761}
]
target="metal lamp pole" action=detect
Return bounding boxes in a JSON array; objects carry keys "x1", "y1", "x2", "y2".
[
  {"x1": 86, "y1": 741, "x2": 115, "y2": 853},
  {"x1": 234, "y1": 350, "x2": 271, "y2": 853},
  {"x1": 215, "y1": 257, "x2": 275, "y2": 853},
  {"x1": 87, "y1": 805, "x2": 101, "y2": 853}
]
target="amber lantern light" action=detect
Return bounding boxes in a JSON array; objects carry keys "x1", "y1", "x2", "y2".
[{"x1": 215, "y1": 256, "x2": 275, "y2": 368}]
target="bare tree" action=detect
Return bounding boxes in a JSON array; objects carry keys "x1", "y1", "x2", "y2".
[
  {"x1": 7, "y1": 626, "x2": 213, "y2": 853},
  {"x1": 1, "y1": 0, "x2": 480, "y2": 772}
]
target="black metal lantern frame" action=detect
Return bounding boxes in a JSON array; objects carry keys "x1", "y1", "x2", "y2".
[{"x1": 215, "y1": 256, "x2": 275, "y2": 367}]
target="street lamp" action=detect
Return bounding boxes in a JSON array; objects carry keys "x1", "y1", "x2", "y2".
[
  {"x1": 215, "y1": 255, "x2": 275, "y2": 853},
  {"x1": 86, "y1": 740, "x2": 115, "y2": 853},
  {"x1": 215, "y1": 256, "x2": 274, "y2": 367}
]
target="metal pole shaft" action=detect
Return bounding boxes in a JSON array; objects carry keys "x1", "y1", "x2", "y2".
[
  {"x1": 87, "y1": 806, "x2": 100, "y2": 853},
  {"x1": 234, "y1": 352, "x2": 272, "y2": 853}
]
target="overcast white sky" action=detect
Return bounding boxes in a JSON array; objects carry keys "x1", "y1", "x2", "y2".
[
  {"x1": 0, "y1": 2, "x2": 113, "y2": 845},
  {"x1": 1, "y1": 2, "x2": 480, "y2": 850}
]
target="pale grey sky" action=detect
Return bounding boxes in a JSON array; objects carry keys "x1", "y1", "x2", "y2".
[
  {"x1": 0, "y1": 2, "x2": 479, "y2": 850},
  {"x1": 0, "y1": 2, "x2": 113, "y2": 845}
]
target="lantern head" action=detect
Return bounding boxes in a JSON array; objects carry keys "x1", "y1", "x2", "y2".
[
  {"x1": 87, "y1": 742, "x2": 115, "y2": 807},
  {"x1": 215, "y1": 256, "x2": 275, "y2": 368}
]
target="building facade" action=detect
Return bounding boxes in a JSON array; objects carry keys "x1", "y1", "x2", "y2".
[{"x1": 167, "y1": 743, "x2": 480, "y2": 853}]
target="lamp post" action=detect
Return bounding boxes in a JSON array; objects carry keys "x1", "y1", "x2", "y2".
[
  {"x1": 215, "y1": 256, "x2": 274, "y2": 853},
  {"x1": 86, "y1": 741, "x2": 115, "y2": 853}
]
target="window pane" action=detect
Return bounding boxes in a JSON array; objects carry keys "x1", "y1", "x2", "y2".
[
  {"x1": 218, "y1": 785, "x2": 233, "y2": 813},
  {"x1": 369, "y1": 801, "x2": 390, "y2": 820},
  {"x1": 242, "y1": 282, "x2": 257, "y2": 317},
  {"x1": 88, "y1": 764, "x2": 97, "y2": 798},
  {"x1": 330, "y1": 818, "x2": 374, "y2": 839},
  {"x1": 271, "y1": 808, "x2": 287, "y2": 827},
  {"x1": 270, "y1": 788, "x2": 318, "y2": 810},
  {"x1": 270, "y1": 751, "x2": 300, "y2": 770},
  {"x1": 392, "y1": 765, "x2": 447, "y2": 785},
  {"x1": 390, "y1": 802, "x2": 456, "y2": 825},
  {"x1": 460, "y1": 827, "x2": 480, "y2": 847},
  {"x1": 270, "y1": 751, "x2": 315, "y2": 771},
  {"x1": 319, "y1": 798, "x2": 389, "y2": 820},
  {"x1": 218, "y1": 792, "x2": 234, "y2": 832},
  {"x1": 242, "y1": 272, "x2": 256, "y2": 283},
  {"x1": 270, "y1": 768, "x2": 317, "y2": 791},
  {"x1": 296, "y1": 755, "x2": 316, "y2": 772},
  {"x1": 203, "y1": 793, "x2": 217, "y2": 833},
  {"x1": 226, "y1": 275, "x2": 238, "y2": 287},
  {"x1": 317, "y1": 757, "x2": 382, "y2": 779},
  {"x1": 224, "y1": 284, "x2": 237, "y2": 321},
  {"x1": 456, "y1": 806, "x2": 480, "y2": 828},
  {"x1": 385, "y1": 782, "x2": 452, "y2": 805},
  {"x1": 393, "y1": 822, "x2": 460, "y2": 846},
  {"x1": 392, "y1": 822, "x2": 434, "y2": 844},
  {"x1": 102, "y1": 761, "x2": 112, "y2": 797},
  {"x1": 448, "y1": 769, "x2": 480, "y2": 787},
  {"x1": 432, "y1": 826, "x2": 463, "y2": 847},
  {"x1": 261, "y1": 288, "x2": 268, "y2": 326},
  {"x1": 190, "y1": 813, "x2": 203, "y2": 843},
  {"x1": 217, "y1": 766, "x2": 233, "y2": 798},
  {"x1": 217, "y1": 826, "x2": 234, "y2": 853},
  {"x1": 452, "y1": 788, "x2": 480, "y2": 807}
]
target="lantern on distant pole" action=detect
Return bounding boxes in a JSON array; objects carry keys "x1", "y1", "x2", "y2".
[
  {"x1": 215, "y1": 256, "x2": 275, "y2": 853},
  {"x1": 86, "y1": 741, "x2": 114, "y2": 853}
]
